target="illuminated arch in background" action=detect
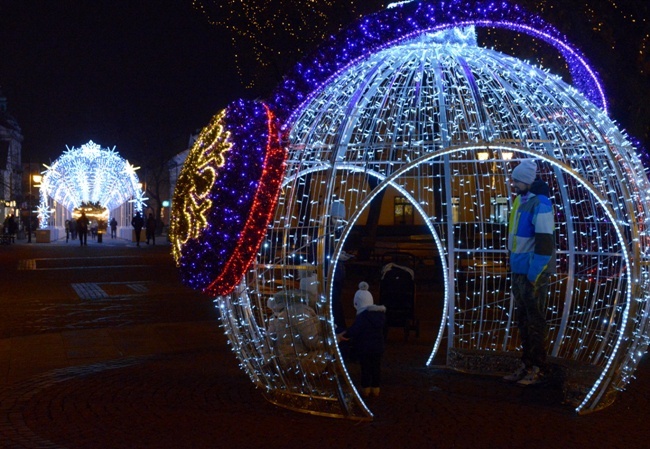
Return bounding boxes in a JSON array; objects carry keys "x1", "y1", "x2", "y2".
[
  {"x1": 37, "y1": 140, "x2": 146, "y2": 228},
  {"x1": 172, "y1": 0, "x2": 650, "y2": 420}
]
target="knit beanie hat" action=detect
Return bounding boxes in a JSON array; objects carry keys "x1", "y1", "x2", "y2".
[
  {"x1": 512, "y1": 159, "x2": 537, "y2": 185},
  {"x1": 353, "y1": 281, "x2": 374, "y2": 314}
]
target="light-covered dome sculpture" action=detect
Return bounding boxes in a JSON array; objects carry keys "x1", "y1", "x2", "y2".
[
  {"x1": 37, "y1": 140, "x2": 146, "y2": 227},
  {"x1": 171, "y1": 0, "x2": 650, "y2": 420}
]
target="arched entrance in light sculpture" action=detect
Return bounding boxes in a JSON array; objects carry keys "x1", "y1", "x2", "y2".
[
  {"x1": 331, "y1": 147, "x2": 637, "y2": 411},
  {"x1": 37, "y1": 141, "x2": 146, "y2": 229},
  {"x1": 189, "y1": 1, "x2": 650, "y2": 421},
  {"x1": 241, "y1": 144, "x2": 643, "y2": 420}
]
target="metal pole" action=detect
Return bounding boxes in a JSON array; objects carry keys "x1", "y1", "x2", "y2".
[{"x1": 27, "y1": 160, "x2": 31, "y2": 243}]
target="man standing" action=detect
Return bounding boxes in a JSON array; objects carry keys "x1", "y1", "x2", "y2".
[
  {"x1": 110, "y1": 217, "x2": 118, "y2": 238},
  {"x1": 131, "y1": 212, "x2": 144, "y2": 247},
  {"x1": 145, "y1": 213, "x2": 156, "y2": 245},
  {"x1": 503, "y1": 159, "x2": 555, "y2": 386},
  {"x1": 77, "y1": 211, "x2": 90, "y2": 246}
]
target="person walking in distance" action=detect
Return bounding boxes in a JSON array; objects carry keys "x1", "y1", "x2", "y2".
[
  {"x1": 110, "y1": 217, "x2": 117, "y2": 238},
  {"x1": 77, "y1": 211, "x2": 90, "y2": 246},
  {"x1": 503, "y1": 159, "x2": 556, "y2": 386},
  {"x1": 69, "y1": 218, "x2": 77, "y2": 240},
  {"x1": 131, "y1": 212, "x2": 144, "y2": 247},
  {"x1": 145, "y1": 213, "x2": 156, "y2": 245},
  {"x1": 337, "y1": 282, "x2": 386, "y2": 398}
]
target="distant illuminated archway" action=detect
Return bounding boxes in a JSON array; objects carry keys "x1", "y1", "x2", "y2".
[{"x1": 37, "y1": 141, "x2": 146, "y2": 228}]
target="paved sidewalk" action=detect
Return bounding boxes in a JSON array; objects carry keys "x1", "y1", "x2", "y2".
[{"x1": 1, "y1": 238, "x2": 650, "y2": 448}]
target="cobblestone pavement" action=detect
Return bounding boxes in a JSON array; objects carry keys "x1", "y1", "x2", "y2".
[{"x1": 1, "y1": 238, "x2": 650, "y2": 449}]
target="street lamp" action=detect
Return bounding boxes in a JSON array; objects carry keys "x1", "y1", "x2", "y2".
[{"x1": 27, "y1": 173, "x2": 42, "y2": 243}]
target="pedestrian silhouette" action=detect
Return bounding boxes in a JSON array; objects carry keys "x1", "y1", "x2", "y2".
[
  {"x1": 145, "y1": 213, "x2": 156, "y2": 245},
  {"x1": 131, "y1": 212, "x2": 144, "y2": 247},
  {"x1": 110, "y1": 217, "x2": 117, "y2": 238},
  {"x1": 77, "y1": 212, "x2": 90, "y2": 246}
]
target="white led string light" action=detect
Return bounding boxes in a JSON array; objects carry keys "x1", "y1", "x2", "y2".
[
  {"x1": 37, "y1": 141, "x2": 146, "y2": 227},
  {"x1": 214, "y1": 28, "x2": 650, "y2": 419}
]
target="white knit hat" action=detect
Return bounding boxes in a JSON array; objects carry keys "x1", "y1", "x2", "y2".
[
  {"x1": 512, "y1": 159, "x2": 537, "y2": 185},
  {"x1": 353, "y1": 282, "x2": 374, "y2": 314}
]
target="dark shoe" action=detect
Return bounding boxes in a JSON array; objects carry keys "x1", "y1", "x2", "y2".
[
  {"x1": 503, "y1": 363, "x2": 527, "y2": 382},
  {"x1": 517, "y1": 366, "x2": 546, "y2": 386}
]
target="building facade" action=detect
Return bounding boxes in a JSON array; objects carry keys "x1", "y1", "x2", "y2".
[{"x1": 0, "y1": 88, "x2": 23, "y2": 228}]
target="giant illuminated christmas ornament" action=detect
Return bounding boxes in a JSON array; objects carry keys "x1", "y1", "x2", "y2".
[
  {"x1": 171, "y1": 0, "x2": 650, "y2": 420},
  {"x1": 37, "y1": 141, "x2": 146, "y2": 228},
  {"x1": 170, "y1": 100, "x2": 284, "y2": 295}
]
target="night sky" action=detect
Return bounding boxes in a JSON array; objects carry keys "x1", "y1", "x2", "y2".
[
  {"x1": 0, "y1": 1, "x2": 244, "y2": 164},
  {"x1": 1, "y1": 0, "x2": 648, "y2": 165}
]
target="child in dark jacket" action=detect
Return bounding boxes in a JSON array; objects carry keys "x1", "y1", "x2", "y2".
[{"x1": 338, "y1": 282, "x2": 386, "y2": 397}]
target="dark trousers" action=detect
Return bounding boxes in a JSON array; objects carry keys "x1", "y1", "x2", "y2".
[
  {"x1": 512, "y1": 273, "x2": 549, "y2": 369},
  {"x1": 358, "y1": 352, "x2": 382, "y2": 388},
  {"x1": 79, "y1": 230, "x2": 87, "y2": 246}
]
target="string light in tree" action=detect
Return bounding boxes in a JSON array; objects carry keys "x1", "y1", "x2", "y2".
[{"x1": 191, "y1": 0, "x2": 383, "y2": 88}]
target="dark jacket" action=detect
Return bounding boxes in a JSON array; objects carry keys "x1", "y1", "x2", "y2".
[
  {"x1": 77, "y1": 215, "x2": 90, "y2": 232},
  {"x1": 344, "y1": 305, "x2": 386, "y2": 354},
  {"x1": 131, "y1": 214, "x2": 144, "y2": 230},
  {"x1": 146, "y1": 216, "x2": 156, "y2": 233}
]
